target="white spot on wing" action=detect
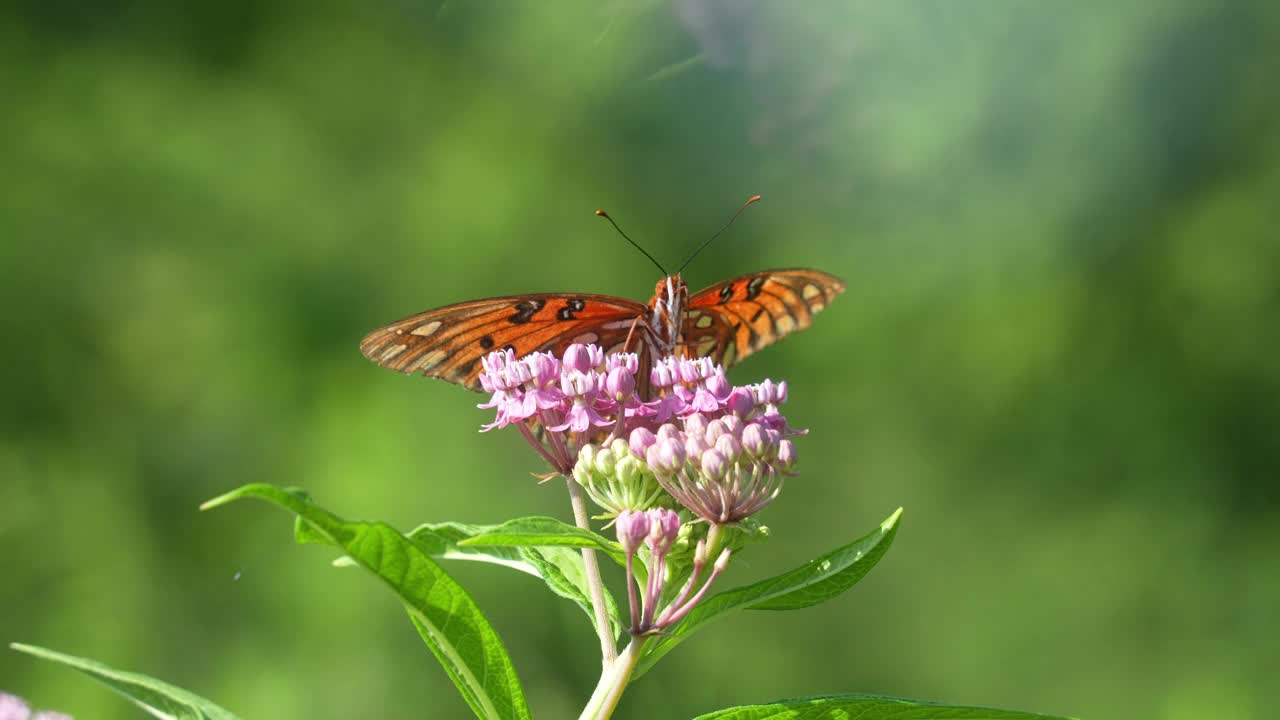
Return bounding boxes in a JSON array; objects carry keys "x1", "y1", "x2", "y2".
[
  {"x1": 413, "y1": 350, "x2": 449, "y2": 371},
  {"x1": 380, "y1": 345, "x2": 408, "y2": 361},
  {"x1": 572, "y1": 332, "x2": 600, "y2": 344},
  {"x1": 776, "y1": 315, "x2": 796, "y2": 334},
  {"x1": 411, "y1": 320, "x2": 443, "y2": 336}
]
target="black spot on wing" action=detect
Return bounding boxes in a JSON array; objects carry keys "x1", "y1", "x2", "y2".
[
  {"x1": 510, "y1": 299, "x2": 546, "y2": 324},
  {"x1": 479, "y1": 335, "x2": 495, "y2": 349}
]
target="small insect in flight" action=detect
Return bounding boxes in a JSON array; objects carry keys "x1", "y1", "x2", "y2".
[{"x1": 360, "y1": 196, "x2": 845, "y2": 396}]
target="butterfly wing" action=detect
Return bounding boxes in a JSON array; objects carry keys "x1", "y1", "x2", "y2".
[
  {"x1": 360, "y1": 293, "x2": 649, "y2": 391},
  {"x1": 684, "y1": 268, "x2": 845, "y2": 367}
]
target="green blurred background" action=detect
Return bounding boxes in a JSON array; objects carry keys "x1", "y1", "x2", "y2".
[{"x1": 2, "y1": 1, "x2": 1277, "y2": 718}]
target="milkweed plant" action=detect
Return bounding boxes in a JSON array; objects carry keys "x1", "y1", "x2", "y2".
[{"x1": 9, "y1": 345, "x2": 1075, "y2": 720}]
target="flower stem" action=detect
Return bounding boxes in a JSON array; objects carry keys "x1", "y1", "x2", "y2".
[
  {"x1": 566, "y1": 477, "x2": 617, "y2": 666},
  {"x1": 578, "y1": 636, "x2": 649, "y2": 720}
]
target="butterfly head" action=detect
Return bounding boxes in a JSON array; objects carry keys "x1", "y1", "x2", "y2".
[{"x1": 648, "y1": 274, "x2": 689, "y2": 350}]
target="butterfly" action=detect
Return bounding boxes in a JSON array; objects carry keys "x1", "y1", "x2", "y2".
[{"x1": 359, "y1": 268, "x2": 845, "y2": 395}]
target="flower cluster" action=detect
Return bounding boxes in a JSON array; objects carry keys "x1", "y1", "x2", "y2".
[
  {"x1": 614, "y1": 508, "x2": 730, "y2": 634},
  {"x1": 478, "y1": 344, "x2": 804, "y2": 525}
]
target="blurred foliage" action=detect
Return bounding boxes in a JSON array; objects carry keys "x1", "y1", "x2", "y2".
[{"x1": 2, "y1": 1, "x2": 1278, "y2": 719}]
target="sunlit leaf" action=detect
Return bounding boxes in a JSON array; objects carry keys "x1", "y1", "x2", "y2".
[
  {"x1": 10, "y1": 642, "x2": 240, "y2": 720},
  {"x1": 691, "y1": 693, "x2": 1076, "y2": 720},
  {"x1": 201, "y1": 484, "x2": 531, "y2": 720},
  {"x1": 459, "y1": 515, "x2": 628, "y2": 566}
]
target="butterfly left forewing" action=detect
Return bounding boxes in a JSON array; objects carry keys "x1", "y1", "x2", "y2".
[
  {"x1": 684, "y1": 268, "x2": 845, "y2": 367},
  {"x1": 361, "y1": 293, "x2": 648, "y2": 391}
]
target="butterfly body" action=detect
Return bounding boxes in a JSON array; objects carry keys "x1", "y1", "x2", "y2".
[{"x1": 360, "y1": 268, "x2": 845, "y2": 393}]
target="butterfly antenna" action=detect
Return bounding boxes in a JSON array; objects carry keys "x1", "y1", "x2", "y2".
[
  {"x1": 677, "y1": 194, "x2": 762, "y2": 273},
  {"x1": 596, "y1": 209, "x2": 668, "y2": 275}
]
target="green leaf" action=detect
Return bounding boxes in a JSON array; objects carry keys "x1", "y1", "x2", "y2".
[
  {"x1": 459, "y1": 515, "x2": 628, "y2": 566},
  {"x1": 636, "y1": 508, "x2": 902, "y2": 677},
  {"x1": 201, "y1": 484, "x2": 531, "y2": 720},
  {"x1": 10, "y1": 642, "x2": 240, "y2": 720},
  {"x1": 408, "y1": 521, "x2": 625, "y2": 641},
  {"x1": 691, "y1": 693, "x2": 1077, "y2": 720}
]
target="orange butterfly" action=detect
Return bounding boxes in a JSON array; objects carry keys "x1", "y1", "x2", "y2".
[
  {"x1": 361, "y1": 268, "x2": 844, "y2": 390},
  {"x1": 360, "y1": 201, "x2": 845, "y2": 395}
]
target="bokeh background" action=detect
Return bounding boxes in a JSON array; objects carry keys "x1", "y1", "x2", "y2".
[{"x1": 3, "y1": 1, "x2": 1278, "y2": 718}]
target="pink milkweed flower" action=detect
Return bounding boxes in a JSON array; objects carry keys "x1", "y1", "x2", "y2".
[{"x1": 605, "y1": 353, "x2": 639, "y2": 374}]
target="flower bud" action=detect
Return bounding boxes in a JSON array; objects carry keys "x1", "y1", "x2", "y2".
[
  {"x1": 683, "y1": 412, "x2": 709, "y2": 438},
  {"x1": 705, "y1": 419, "x2": 727, "y2": 444},
  {"x1": 684, "y1": 434, "x2": 710, "y2": 460},
  {"x1": 741, "y1": 423, "x2": 769, "y2": 457},
  {"x1": 645, "y1": 507, "x2": 681, "y2": 554},
  {"x1": 656, "y1": 423, "x2": 682, "y2": 442},
  {"x1": 563, "y1": 344, "x2": 594, "y2": 374},
  {"x1": 646, "y1": 437, "x2": 686, "y2": 475},
  {"x1": 720, "y1": 414, "x2": 744, "y2": 439},
  {"x1": 616, "y1": 454, "x2": 641, "y2": 487},
  {"x1": 776, "y1": 439, "x2": 797, "y2": 471},
  {"x1": 593, "y1": 445, "x2": 617, "y2": 476},
  {"x1": 615, "y1": 509, "x2": 651, "y2": 554},
  {"x1": 606, "y1": 366, "x2": 635, "y2": 402},
  {"x1": 629, "y1": 427, "x2": 657, "y2": 458},
  {"x1": 713, "y1": 547, "x2": 732, "y2": 573},
  {"x1": 579, "y1": 443, "x2": 599, "y2": 469},
  {"x1": 714, "y1": 433, "x2": 741, "y2": 461},
  {"x1": 700, "y1": 448, "x2": 728, "y2": 480}
]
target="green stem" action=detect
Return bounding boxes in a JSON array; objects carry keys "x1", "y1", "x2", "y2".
[
  {"x1": 578, "y1": 636, "x2": 649, "y2": 720},
  {"x1": 566, "y1": 477, "x2": 617, "y2": 666}
]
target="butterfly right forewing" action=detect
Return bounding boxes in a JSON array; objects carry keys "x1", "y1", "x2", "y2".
[
  {"x1": 360, "y1": 293, "x2": 649, "y2": 391},
  {"x1": 682, "y1": 268, "x2": 845, "y2": 367}
]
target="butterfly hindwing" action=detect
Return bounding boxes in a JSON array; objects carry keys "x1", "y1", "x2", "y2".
[
  {"x1": 684, "y1": 268, "x2": 846, "y2": 367},
  {"x1": 360, "y1": 293, "x2": 649, "y2": 391}
]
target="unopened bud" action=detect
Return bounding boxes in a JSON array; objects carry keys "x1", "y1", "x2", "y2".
[
  {"x1": 563, "y1": 344, "x2": 594, "y2": 374},
  {"x1": 594, "y1": 446, "x2": 617, "y2": 476},
  {"x1": 616, "y1": 454, "x2": 641, "y2": 487},
  {"x1": 606, "y1": 366, "x2": 635, "y2": 401},
  {"x1": 656, "y1": 423, "x2": 682, "y2": 442},
  {"x1": 700, "y1": 448, "x2": 728, "y2": 480},
  {"x1": 684, "y1": 434, "x2": 710, "y2": 460},
  {"x1": 705, "y1": 419, "x2": 727, "y2": 444},
  {"x1": 683, "y1": 412, "x2": 709, "y2": 438},
  {"x1": 645, "y1": 507, "x2": 681, "y2": 554},
  {"x1": 646, "y1": 437, "x2": 686, "y2": 475},
  {"x1": 720, "y1": 415, "x2": 744, "y2": 439},
  {"x1": 713, "y1": 547, "x2": 732, "y2": 573},
  {"x1": 615, "y1": 509, "x2": 651, "y2": 554},
  {"x1": 714, "y1": 433, "x2": 741, "y2": 460},
  {"x1": 741, "y1": 423, "x2": 769, "y2": 457},
  {"x1": 628, "y1": 427, "x2": 657, "y2": 459}
]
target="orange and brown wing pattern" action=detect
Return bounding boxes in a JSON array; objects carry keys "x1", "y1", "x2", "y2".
[
  {"x1": 684, "y1": 268, "x2": 845, "y2": 367},
  {"x1": 360, "y1": 293, "x2": 649, "y2": 392}
]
